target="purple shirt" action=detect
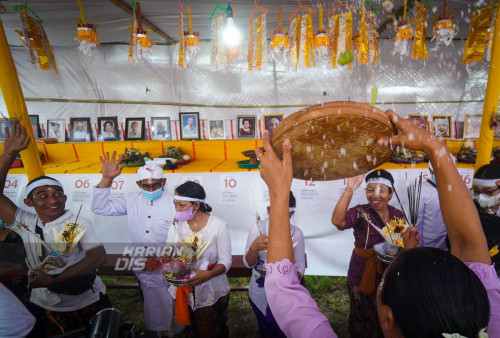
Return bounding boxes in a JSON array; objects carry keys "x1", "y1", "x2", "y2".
[
  {"x1": 343, "y1": 204, "x2": 405, "y2": 288},
  {"x1": 265, "y1": 259, "x2": 337, "y2": 338},
  {"x1": 465, "y1": 262, "x2": 500, "y2": 337}
]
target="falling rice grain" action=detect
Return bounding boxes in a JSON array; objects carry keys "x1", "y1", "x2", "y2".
[{"x1": 353, "y1": 162, "x2": 358, "y2": 170}]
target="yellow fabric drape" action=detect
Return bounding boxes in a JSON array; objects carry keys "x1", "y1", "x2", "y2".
[
  {"x1": 412, "y1": 2, "x2": 428, "y2": 60},
  {"x1": 0, "y1": 20, "x2": 44, "y2": 180},
  {"x1": 178, "y1": 14, "x2": 186, "y2": 68},
  {"x1": 358, "y1": 9, "x2": 369, "y2": 64},
  {"x1": 462, "y1": 5, "x2": 493, "y2": 64},
  {"x1": 329, "y1": 14, "x2": 340, "y2": 68}
]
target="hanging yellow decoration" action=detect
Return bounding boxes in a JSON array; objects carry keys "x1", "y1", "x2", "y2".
[
  {"x1": 128, "y1": 2, "x2": 152, "y2": 63},
  {"x1": 210, "y1": 14, "x2": 228, "y2": 69},
  {"x1": 247, "y1": 14, "x2": 267, "y2": 71},
  {"x1": 392, "y1": 0, "x2": 412, "y2": 56},
  {"x1": 178, "y1": 12, "x2": 186, "y2": 68},
  {"x1": 313, "y1": 5, "x2": 331, "y2": 65},
  {"x1": 289, "y1": 14, "x2": 314, "y2": 71},
  {"x1": 412, "y1": 2, "x2": 428, "y2": 60},
  {"x1": 462, "y1": 5, "x2": 493, "y2": 64},
  {"x1": 328, "y1": 11, "x2": 353, "y2": 69},
  {"x1": 16, "y1": 10, "x2": 58, "y2": 72},
  {"x1": 357, "y1": 8, "x2": 379, "y2": 65},
  {"x1": 184, "y1": 6, "x2": 201, "y2": 65},
  {"x1": 75, "y1": 0, "x2": 99, "y2": 56},
  {"x1": 270, "y1": 7, "x2": 289, "y2": 64}
]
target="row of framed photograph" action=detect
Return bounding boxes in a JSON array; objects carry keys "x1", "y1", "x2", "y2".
[
  {"x1": 408, "y1": 114, "x2": 499, "y2": 139},
  {"x1": 0, "y1": 113, "x2": 285, "y2": 142}
]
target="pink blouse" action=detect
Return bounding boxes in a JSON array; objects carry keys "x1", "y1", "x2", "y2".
[
  {"x1": 264, "y1": 259, "x2": 337, "y2": 338},
  {"x1": 465, "y1": 262, "x2": 500, "y2": 337}
]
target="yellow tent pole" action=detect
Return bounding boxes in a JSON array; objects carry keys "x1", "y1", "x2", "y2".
[
  {"x1": 475, "y1": 3, "x2": 500, "y2": 172},
  {"x1": 0, "y1": 19, "x2": 44, "y2": 180}
]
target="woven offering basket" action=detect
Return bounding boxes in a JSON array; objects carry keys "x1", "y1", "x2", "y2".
[{"x1": 271, "y1": 101, "x2": 396, "y2": 181}]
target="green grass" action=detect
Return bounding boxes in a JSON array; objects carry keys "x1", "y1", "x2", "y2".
[{"x1": 104, "y1": 275, "x2": 349, "y2": 337}]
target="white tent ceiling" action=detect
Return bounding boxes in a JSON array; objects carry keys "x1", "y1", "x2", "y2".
[{"x1": 0, "y1": 0, "x2": 494, "y2": 124}]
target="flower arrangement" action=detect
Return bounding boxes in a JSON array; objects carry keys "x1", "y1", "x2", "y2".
[
  {"x1": 381, "y1": 217, "x2": 407, "y2": 247},
  {"x1": 162, "y1": 233, "x2": 211, "y2": 283},
  {"x1": 51, "y1": 222, "x2": 86, "y2": 254}
]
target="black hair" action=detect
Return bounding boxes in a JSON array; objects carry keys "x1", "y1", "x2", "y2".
[
  {"x1": 365, "y1": 169, "x2": 394, "y2": 193},
  {"x1": 26, "y1": 176, "x2": 63, "y2": 199},
  {"x1": 381, "y1": 248, "x2": 489, "y2": 338},
  {"x1": 104, "y1": 120, "x2": 113, "y2": 127},
  {"x1": 289, "y1": 191, "x2": 296, "y2": 208},
  {"x1": 175, "y1": 181, "x2": 212, "y2": 213},
  {"x1": 474, "y1": 164, "x2": 500, "y2": 180}
]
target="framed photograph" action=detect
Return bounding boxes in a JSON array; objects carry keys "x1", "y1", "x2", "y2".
[
  {"x1": 179, "y1": 112, "x2": 200, "y2": 140},
  {"x1": 0, "y1": 119, "x2": 11, "y2": 140},
  {"x1": 237, "y1": 115, "x2": 257, "y2": 138},
  {"x1": 47, "y1": 119, "x2": 66, "y2": 142},
  {"x1": 97, "y1": 117, "x2": 119, "y2": 141},
  {"x1": 463, "y1": 114, "x2": 482, "y2": 139},
  {"x1": 263, "y1": 114, "x2": 284, "y2": 134},
  {"x1": 70, "y1": 118, "x2": 91, "y2": 142},
  {"x1": 151, "y1": 117, "x2": 171, "y2": 140},
  {"x1": 208, "y1": 119, "x2": 226, "y2": 140},
  {"x1": 408, "y1": 114, "x2": 428, "y2": 131},
  {"x1": 432, "y1": 115, "x2": 452, "y2": 138},
  {"x1": 28, "y1": 115, "x2": 41, "y2": 138},
  {"x1": 125, "y1": 117, "x2": 145, "y2": 140}
]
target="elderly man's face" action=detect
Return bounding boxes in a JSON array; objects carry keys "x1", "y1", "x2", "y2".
[
  {"x1": 188, "y1": 118, "x2": 194, "y2": 126},
  {"x1": 268, "y1": 118, "x2": 279, "y2": 131},
  {"x1": 54, "y1": 124, "x2": 60, "y2": 132},
  {"x1": 131, "y1": 122, "x2": 139, "y2": 132}
]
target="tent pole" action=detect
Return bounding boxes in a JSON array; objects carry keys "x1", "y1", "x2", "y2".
[
  {"x1": 0, "y1": 19, "x2": 44, "y2": 180},
  {"x1": 475, "y1": 4, "x2": 500, "y2": 173}
]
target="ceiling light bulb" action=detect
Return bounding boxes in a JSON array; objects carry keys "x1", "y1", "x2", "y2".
[{"x1": 223, "y1": 2, "x2": 241, "y2": 47}]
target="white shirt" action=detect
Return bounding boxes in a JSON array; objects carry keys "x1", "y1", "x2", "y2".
[
  {"x1": 0, "y1": 284, "x2": 36, "y2": 337},
  {"x1": 415, "y1": 179, "x2": 448, "y2": 251},
  {"x1": 243, "y1": 218, "x2": 306, "y2": 315},
  {"x1": 91, "y1": 187, "x2": 176, "y2": 287},
  {"x1": 166, "y1": 214, "x2": 232, "y2": 310},
  {"x1": 14, "y1": 209, "x2": 106, "y2": 311},
  {"x1": 73, "y1": 130, "x2": 89, "y2": 141}
]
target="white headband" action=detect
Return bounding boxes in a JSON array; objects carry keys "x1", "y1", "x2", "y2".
[
  {"x1": 25, "y1": 178, "x2": 63, "y2": 198},
  {"x1": 366, "y1": 177, "x2": 392, "y2": 187},
  {"x1": 473, "y1": 178, "x2": 499, "y2": 187},
  {"x1": 174, "y1": 195, "x2": 205, "y2": 203}
]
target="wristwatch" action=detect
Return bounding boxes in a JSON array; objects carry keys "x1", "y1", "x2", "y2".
[{"x1": 51, "y1": 275, "x2": 59, "y2": 285}]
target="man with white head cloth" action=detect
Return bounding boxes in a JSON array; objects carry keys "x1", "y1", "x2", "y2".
[
  {"x1": 415, "y1": 158, "x2": 451, "y2": 251},
  {"x1": 0, "y1": 122, "x2": 109, "y2": 336},
  {"x1": 92, "y1": 153, "x2": 180, "y2": 337}
]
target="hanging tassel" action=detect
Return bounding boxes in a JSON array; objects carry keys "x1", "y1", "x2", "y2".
[
  {"x1": 210, "y1": 14, "x2": 228, "y2": 69},
  {"x1": 357, "y1": 8, "x2": 369, "y2": 64},
  {"x1": 289, "y1": 14, "x2": 314, "y2": 70},
  {"x1": 184, "y1": 6, "x2": 201, "y2": 65},
  {"x1": 487, "y1": 5, "x2": 497, "y2": 61},
  {"x1": 331, "y1": 11, "x2": 354, "y2": 69},
  {"x1": 178, "y1": 12, "x2": 186, "y2": 67},
  {"x1": 412, "y1": 2, "x2": 428, "y2": 60},
  {"x1": 313, "y1": 6, "x2": 331, "y2": 65},
  {"x1": 328, "y1": 13, "x2": 340, "y2": 68},
  {"x1": 368, "y1": 11, "x2": 379, "y2": 65},
  {"x1": 128, "y1": 2, "x2": 152, "y2": 63},
  {"x1": 462, "y1": 5, "x2": 493, "y2": 63},
  {"x1": 248, "y1": 14, "x2": 267, "y2": 70}
]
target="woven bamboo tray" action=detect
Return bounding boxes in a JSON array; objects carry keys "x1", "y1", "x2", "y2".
[{"x1": 271, "y1": 101, "x2": 396, "y2": 181}]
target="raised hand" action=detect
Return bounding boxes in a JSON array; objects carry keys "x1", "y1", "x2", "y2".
[
  {"x1": 255, "y1": 131, "x2": 293, "y2": 197},
  {"x1": 3, "y1": 121, "x2": 30, "y2": 156},
  {"x1": 99, "y1": 151, "x2": 124, "y2": 180},
  {"x1": 402, "y1": 227, "x2": 420, "y2": 250},
  {"x1": 250, "y1": 234, "x2": 268, "y2": 252},
  {"x1": 347, "y1": 174, "x2": 365, "y2": 191}
]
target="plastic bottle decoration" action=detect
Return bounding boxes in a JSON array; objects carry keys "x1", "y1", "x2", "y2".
[
  {"x1": 75, "y1": 0, "x2": 99, "y2": 56},
  {"x1": 269, "y1": 7, "x2": 289, "y2": 64},
  {"x1": 313, "y1": 5, "x2": 331, "y2": 65},
  {"x1": 128, "y1": 2, "x2": 152, "y2": 63},
  {"x1": 392, "y1": 0, "x2": 412, "y2": 56},
  {"x1": 462, "y1": 4, "x2": 494, "y2": 64},
  {"x1": 247, "y1": 1, "x2": 268, "y2": 71},
  {"x1": 431, "y1": 0, "x2": 457, "y2": 50},
  {"x1": 184, "y1": 6, "x2": 201, "y2": 64},
  {"x1": 357, "y1": 7, "x2": 379, "y2": 65},
  {"x1": 412, "y1": 1, "x2": 428, "y2": 60},
  {"x1": 328, "y1": 10, "x2": 354, "y2": 69},
  {"x1": 14, "y1": 4, "x2": 58, "y2": 73}
]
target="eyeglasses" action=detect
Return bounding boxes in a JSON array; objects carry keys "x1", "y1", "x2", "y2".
[
  {"x1": 140, "y1": 182, "x2": 163, "y2": 191},
  {"x1": 365, "y1": 188, "x2": 390, "y2": 194}
]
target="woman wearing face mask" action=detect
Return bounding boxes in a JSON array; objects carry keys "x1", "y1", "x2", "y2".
[
  {"x1": 331, "y1": 169, "x2": 405, "y2": 338},
  {"x1": 167, "y1": 181, "x2": 232, "y2": 337},
  {"x1": 471, "y1": 164, "x2": 500, "y2": 275}
]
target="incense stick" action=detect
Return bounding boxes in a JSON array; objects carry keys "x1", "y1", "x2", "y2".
[{"x1": 391, "y1": 183, "x2": 409, "y2": 225}]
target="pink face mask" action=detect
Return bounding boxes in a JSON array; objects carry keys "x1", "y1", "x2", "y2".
[{"x1": 175, "y1": 205, "x2": 196, "y2": 222}]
